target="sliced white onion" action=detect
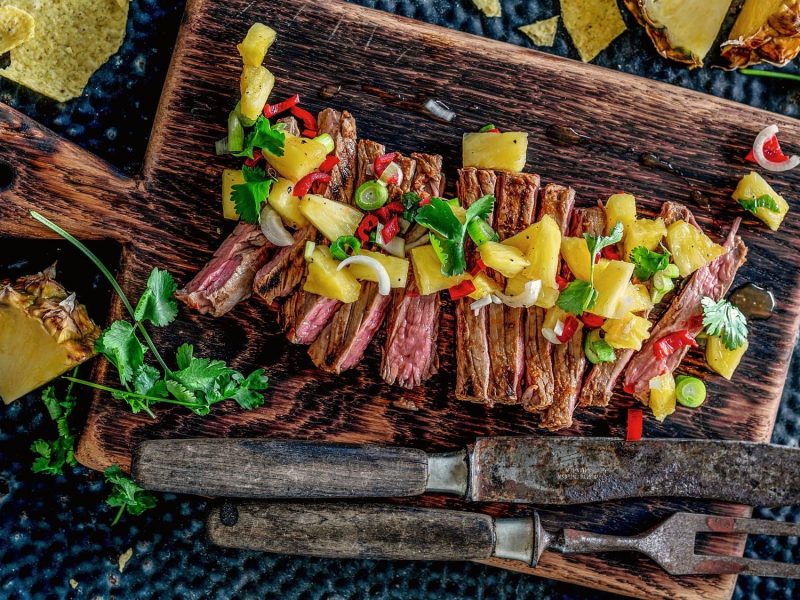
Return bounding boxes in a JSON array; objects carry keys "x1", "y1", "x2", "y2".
[
  {"x1": 649, "y1": 375, "x2": 664, "y2": 391},
  {"x1": 470, "y1": 295, "x2": 493, "y2": 315},
  {"x1": 404, "y1": 234, "x2": 430, "y2": 251},
  {"x1": 379, "y1": 162, "x2": 404, "y2": 187},
  {"x1": 59, "y1": 293, "x2": 77, "y2": 312},
  {"x1": 375, "y1": 223, "x2": 406, "y2": 258},
  {"x1": 260, "y1": 205, "x2": 294, "y2": 246},
  {"x1": 542, "y1": 327, "x2": 562, "y2": 345},
  {"x1": 554, "y1": 319, "x2": 565, "y2": 338},
  {"x1": 338, "y1": 255, "x2": 391, "y2": 296},
  {"x1": 752, "y1": 124, "x2": 800, "y2": 172},
  {"x1": 492, "y1": 280, "x2": 542, "y2": 308},
  {"x1": 423, "y1": 98, "x2": 456, "y2": 123}
]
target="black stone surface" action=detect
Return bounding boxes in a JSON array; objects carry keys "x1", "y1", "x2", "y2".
[{"x1": 1, "y1": 1, "x2": 798, "y2": 598}]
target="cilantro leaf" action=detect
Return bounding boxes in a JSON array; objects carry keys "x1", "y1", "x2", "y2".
[
  {"x1": 234, "y1": 116, "x2": 286, "y2": 160},
  {"x1": 630, "y1": 246, "x2": 671, "y2": 281},
  {"x1": 176, "y1": 343, "x2": 194, "y2": 370},
  {"x1": 96, "y1": 321, "x2": 146, "y2": 385},
  {"x1": 31, "y1": 385, "x2": 78, "y2": 476},
  {"x1": 701, "y1": 297, "x2": 748, "y2": 351},
  {"x1": 231, "y1": 369, "x2": 269, "y2": 410},
  {"x1": 585, "y1": 222, "x2": 623, "y2": 258},
  {"x1": 401, "y1": 192, "x2": 423, "y2": 222},
  {"x1": 104, "y1": 465, "x2": 158, "y2": 525},
  {"x1": 738, "y1": 194, "x2": 780, "y2": 216},
  {"x1": 232, "y1": 165, "x2": 273, "y2": 224},
  {"x1": 557, "y1": 280, "x2": 598, "y2": 314},
  {"x1": 134, "y1": 268, "x2": 178, "y2": 327},
  {"x1": 133, "y1": 364, "x2": 167, "y2": 398},
  {"x1": 589, "y1": 338, "x2": 616, "y2": 363},
  {"x1": 465, "y1": 194, "x2": 496, "y2": 223},
  {"x1": 415, "y1": 197, "x2": 464, "y2": 239}
]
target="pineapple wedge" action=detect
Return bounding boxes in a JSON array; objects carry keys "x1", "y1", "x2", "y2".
[
  {"x1": 666, "y1": 220, "x2": 726, "y2": 278},
  {"x1": 648, "y1": 372, "x2": 677, "y2": 421},
  {"x1": 269, "y1": 178, "x2": 309, "y2": 229},
  {"x1": 721, "y1": 0, "x2": 800, "y2": 69},
  {"x1": 0, "y1": 266, "x2": 101, "y2": 404},
  {"x1": 478, "y1": 241, "x2": 529, "y2": 278},
  {"x1": 304, "y1": 246, "x2": 361, "y2": 303},
  {"x1": 706, "y1": 336, "x2": 748, "y2": 380},
  {"x1": 503, "y1": 215, "x2": 561, "y2": 288},
  {"x1": 346, "y1": 250, "x2": 409, "y2": 289},
  {"x1": 592, "y1": 260, "x2": 635, "y2": 319},
  {"x1": 462, "y1": 132, "x2": 528, "y2": 173},
  {"x1": 561, "y1": 236, "x2": 592, "y2": 282},
  {"x1": 624, "y1": 0, "x2": 733, "y2": 68},
  {"x1": 222, "y1": 169, "x2": 245, "y2": 220},
  {"x1": 624, "y1": 218, "x2": 667, "y2": 261},
  {"x1": 605, "y1": 193, "x2": 637, "y2": 235},
  {"x1": 410, "y1": 245, "x2": 467, "y2": 296},
  {"x1": 265, "y1": 134, "x2": 329, "y2": 183},
  {"x1": 602, "y1": 312, "x2": 652, "y2": 351},
  {"x1": 237, "y1": 23, "x2": 277, "y2": 67},
  {"x1": 239, "y1": 65, "x2": 275, "y2": 121},
  {"x1": 732, "y1": 171, "x2": 789, "y2": 232},
  {"x1": 299, "y1": 194, "x2": 363, "y2": 242}
]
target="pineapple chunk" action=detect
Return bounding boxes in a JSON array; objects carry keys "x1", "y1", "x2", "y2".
[
  {"x1": 268, "y1": 178, "x2": 308, "y2": 229},
  {"x1": 602, "y1": 312, "x2": 652, "y2": 351},
  {"x1": 462, "y1": 132, "x2": 528, "y2": 173},
  {"x1": 479, "y1": 241, "x2": 529, "y2": 278},
  {"x1": 347, "y1": 250, "x2": 409, "y2": 289},
  {"x1": 0, "y1": 267, "x2": 101, "y2": 403},
  {"x1": 304, "y1": 246, "x2": 361, "y2": 303},
  {"x1": 605, "y1": 193, "x2": 637, "y2": 235},
  {"x1": 624, "y1": 218, "x2": 667, "y2": 260},
  {"x1": 450, "y1": 204, "x2": 467, "y2": 224},
  {"x1": 732, "y1": 171, "x2": 789, "y2": 232},
  {"x1": 648, "y1": 372, "x2": 676, "y2": 422},
  {"x1": 666, "y1": 220, "x2": 726, "y2": 278},
  {"x1": 299, "y1": 195, "x2": 363, "y2": 242},
  {"x1": 410, "y1": 245, "x2": 467, "y2": 295},
  {"x1": 612, "y1": 283, "x2": 654, "y2": 318},
  {"x1": 237, "y1": 23, "x2": 277, "y2": 66},
  {"x1": 543, "y1": 305, "x2": 570, "y2": 332},
  {"x1": 561, "y1": 236, "x2": 592, "y2": 282},
  {"x1": 264, "y1": 134, "x2": 329, "y2": 182},
  {"x1": 536, "y1": 286, "x2": 560, "y2": 309},
  {"x1": 706, "y1": 336, "x2": 748, "y2": 380},
  {"x1": 591, "y1": 260, "x2": 635, "y2": 319},
  {"x1": 222, "y1": 169, "x2": 245, "y2": 220},
  {"x1": 469, "y1": 273, "x2": 501, "y2": 300},
  {"x1": 503, "y1": 216, "x2": 561, "y2": 287},
  {"x1": 239, "y1": 65, "x2": 275, "y2": 121}
]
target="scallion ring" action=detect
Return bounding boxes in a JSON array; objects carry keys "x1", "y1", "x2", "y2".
[
  {"x1": 330, "y1": 235, "x2": 362, "y2": 261},
  {"x1": 355, "y1": 180, "x2": 389, "y2": 211},
  {"x1": 675, "y1": 376, "x2": 707, "y2": 408}
]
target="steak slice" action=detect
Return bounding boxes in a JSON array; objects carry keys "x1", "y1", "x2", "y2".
[
  {"x1": 578, "y1": 201, "x2": 689, "y2": 408},
  {"x1": 522, "y1": 184, "x2": 575, "y2": 412},
  {"x1": 314, "y1": 109, "x2": 357, "y2": 204},
  {"x1": 624, "y1": 213, "x2": 747, "y2": 400},
  {"x1": 381, "y1": 153, "x2": 445, "y2": 390},
  {"x1": 455, "y1": 167, "x2": 498, "y2": 403},
  {"x1": 540, "y1": 206, "x2": 605, "y2": 430},
  {"x1": 486, "y1": 172, "x2": 540, "y2": 405},
  {"x1": 177, "y1": 222, "x2": 272, "y2": 317}
]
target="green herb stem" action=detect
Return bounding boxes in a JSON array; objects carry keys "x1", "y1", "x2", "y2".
[
  {"x1": 111, "y1": 504, "x2": 126, "y2": 527},
  {"x1": 740, "y1": 68, "x2": 800, "y2": 83},
  {"x1": 63, "y1": 377, "x2": 158, "y2": 419}
]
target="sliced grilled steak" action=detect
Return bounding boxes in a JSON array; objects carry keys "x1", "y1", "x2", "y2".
[
  {"x1": 540, "y1": 206, "x2": 605, "y2": 430},
  {"x1": 277, "y1": 115, "x2": 301, "y2": 137},
  {"x1": 486, "y1": 172, "x2": 540, "y2": 405},
  {"x1": 314, "y1": 109, "x2": 357, "y2": 203},
  {"x1": 388, "y1": 154, "x2": 417, "y2": 201},
  {"x1": 381, "y1": 153, "x2": 445, "y2": 390},
  {"x1": 455, "y1": 167, "x2": 498, "y2": 403},
  {"x1": 624, "y1": 214, "x2": 747, "y2": 400},
  {"x1": 522, "y1": 184, "x2": 575, "y2": 412},
  {"x1": 578, "y1": 201, "x2": 689, "y2": 408},
  {"x1": 176, "y1": 222, "x2": 272, "y2": 317}
]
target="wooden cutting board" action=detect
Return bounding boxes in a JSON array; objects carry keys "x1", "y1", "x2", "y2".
[{"x1": 2, "y1": 1, "x2": 799, "y2": 597}]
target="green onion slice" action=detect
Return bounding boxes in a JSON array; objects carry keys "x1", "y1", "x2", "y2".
[
  {"x1": 479, "y1": 123, "x2": 496, "y2": 133},
  {"x1": 355, "y1": 181, "x2": 389, "y2": 211},
  {"x1": 314, "y1": 133, "x2": 335, "y2": 154},
  {"x1": 304, "y1": 241, "x2": 316, "y2": 262},
  {"x1": 234, "y1": 101, "x2": 257, "y2": 127},
  {"x1": 467, "y1": 218, "x2": 499, "y2": 246},
  {"x1": 330, "y1": 235, "x2": 362, "y2": 261},
  {"x1": 675, "y1": 376, "x2": 707, "y2": 408},
  {"x1": 583, "y1": 330, "x2": 615, "y2": 365},
  {"x1": 227, "y1": 110, "x2": 245, "y2": 153}
]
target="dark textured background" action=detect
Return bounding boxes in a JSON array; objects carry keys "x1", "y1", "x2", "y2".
[{"x1": 1, "y1": 1, "x2": 798, "y2": 598}]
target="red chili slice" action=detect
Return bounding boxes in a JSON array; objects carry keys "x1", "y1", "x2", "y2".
[
  {"x1": 626, "y1": 408, "x2": 643, "y2": 442},
  {"x1": 356, "y1": 214, "x2": 380, "y2": 243},
  {"x1": 557, "y1": 316, "x2": 580, "y2": 343},
  {"x1": 449, "y1": 279, "x2": 477, "y2": 300},
  {"x1": 581, "y1": 313, "x2": 605, "y2": 329},
  {"x1": 263, "y1": 94, "x2": 300, "y2": 118},
  {"x1": 293, "y1": 172, "x2": 331, "y2": 197},
  {"x1": 243, "y1": 149, "x2": 262, "y2": 168},
  {"x1": 291, "y1": 106, "x2": 318, "y2": 132},
  {"x1": 485, "y1": 128, "x2": 500, "y2": 134},
  {"x1": 302, "y1": 129, "x2": 319, "y2": 138},
  {"x1": 373, "y1": 152, "x2": 398, "y2": 178},
  {"x1": 653, "y1": 329, "x2": 698, "y2": 361},
  {"x1": 746, "y1": 134, "x2": 789, "y2": 164},
  {"x1": 385, "y1": 201, "x2": 404, "y2": 214},
  {"x1": 381, "y1": 215, "x2": 401, "y2": 243},
  {"x1": 319, "y1": 155, "x2": 340, "y2": 173},
  {"x1": 601, "y1": 246, "x2": 622, "y2": 261},
  {"x1": 469, "y1": 257, "x2": 487, "y2": 277},
  {"x1": 556, "y1": 274, "x2": 569, "y2": 291}
]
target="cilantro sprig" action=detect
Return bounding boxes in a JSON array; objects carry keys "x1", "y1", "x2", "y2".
[
  {"x1": 415, "y1": 195, "x2": 495, "y2": 276},
  {"x1": 233, "y1": 115, "x2": 286, "y2": 160},
  {"x1": 630, "y1": 246, "x2": 671, "y2": 281},
  {"x1": 701, "y1": 297, "x2": 748, "y2": 351},
  {"x1": 738, "y1": 194, "x2": 780, "y2": 216},
  {"x1": 104, "y1": 466, "x2": 158, "y2": 526},
  {"x1": 558, "y1": 222, "x2": 624, "y2": 315},
  {"x1": 232, "y1": 165, "x2": 274, "y2": 224},
  {"x1": 31, "y1": 379, "x2": 79, "y2": 476}
]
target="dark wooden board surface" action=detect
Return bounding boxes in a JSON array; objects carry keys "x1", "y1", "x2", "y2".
[{"x1": 2, "y1": 0, "x2": 800, "y2": 597}]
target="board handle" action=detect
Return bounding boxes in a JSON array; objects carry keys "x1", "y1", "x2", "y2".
[
  {"x1": 133, "y1": 438, "x2": 430, "y2": 499},
  {"x1": 207, "y1": 502, "x2": 498, "y2": 561}
]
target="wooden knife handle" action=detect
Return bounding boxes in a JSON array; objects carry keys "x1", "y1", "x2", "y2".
[
  {"x1": 133, "y1": 438, "x2": 429, "y2": 498},
  {"x1": 206, "y1": 502, "x2": 496, "y2": 561}
]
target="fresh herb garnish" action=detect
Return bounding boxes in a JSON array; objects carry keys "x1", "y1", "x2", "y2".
[
  {"x1": 232, "y1": 164, "x2": 274, "y2": 224},
  {"x1": 738, "y1": 194, "x2": 780, "y2": 216},
  {"x1": 31, "y1": 379, "x2": 78, "y2": 476},
  {"x1": 739, "y1": 68, "x2": 800, "y2": 83},
  {"x1": 558, "y1": 222, "x2": 624, "y2": 315},
  {"x1": 630, "y1": 246, "x2": 671, "y2": 281},
  {"x1": 701, "y1": 297, "x2": 748, "y2": 351},
  {"x1": 415, "y1": 195, "x2": 495, "y2": 276},
  {"x1": 104, "y1": 466, "x2": 158, "y2": 526},
  {"x1": 588, "y1": 338, "x2": 616, "y2": 363},
  {"x1": 233, "y1": 115, "x2": 286, "y2": 160},
  {"x1": 401, "y1": 192, "x2": 423, "y2": 222}
]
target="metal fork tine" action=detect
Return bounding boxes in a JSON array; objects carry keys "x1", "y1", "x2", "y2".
[
  {"x1": 683, "y1": 513, "x2": 800, "y2": 538},
  {"x1": 687, "y1": 555, "x2": 800, "y2": 579}
]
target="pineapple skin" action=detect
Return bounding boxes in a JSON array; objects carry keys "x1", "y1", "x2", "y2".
[{"x1": 721, "y1": 0, "x2": 800, "y2": 69}]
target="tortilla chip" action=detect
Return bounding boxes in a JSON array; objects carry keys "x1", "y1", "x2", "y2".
[
  {"x1": 560, "y1": 0, "x2": 626, "y2": 62},
  {"x1": 472, "y1": 0, "x2": 501, "y2": 18},
  {"x1": 0, "y1": 0, "x2": 128, "y2": 102},
  {"x1": 0, "y1": 5, "x2": 34, "y2": 55},
  {"x1": 519, "y1": 16, "x2": 560, "y2": 47}
]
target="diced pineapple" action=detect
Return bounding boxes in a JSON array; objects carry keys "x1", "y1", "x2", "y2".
[
  {"x1": 536, "y1": 286, "x2": 560, "y2": 309},
  {"x1": 479, "y1": 241, "x2": 530, "y2": 278},
  {"x1": 612, "y1": 283, "x2": 654, "y2": 318},
  {"x1": 451, "y1": 204, "x2": 467, "y2": 224},
  {"x1": 264, "y1": 134, "x2": 329, "y2": 182},
  {"x1": 304, "y1": 246, "x2": 361, "y2": 303},
  {"x1": 237, "y1": 23, "x2": 277, "y2": 66},
  {"x1": 410, "y1": 245, "x2": 467, "y2": 295},
  {"x1": 706, "y1": 336, "x2": 748, "y2": 380},
  {"x1": 504, "y1": 275, "x2": 558, "y2": 308},
  {"x1": 222, "y1": 169, "x2": 245, "y2": 220},
  {"x1": 299, "y1": 195, "x2": 363, "y2": 242},
  {"x1": 624, "y1": 218, "x2": 667, "y2": 261},
  {"x1": 591, "y1": 260, "x2": 635, "y2": 319},
  {"x1": 268, "y1": 178, "x2": 308, "y2": 228},
  {"x1": 462, "y1": 131, "x2": 528, "y2": 173},
  {"x1": 543, "y1": 305, "x2": 570, "y2": 332},
  {"x1": 502, "y1": 216, "x2": 561, "y2": 287},
  {"x1": 561, "y1": 236, "x2": 592, "y2": 282},
  {"x1": 648, "y1": 372, "x2": 676, "y2": 422},
  {"x1": 732, "y1": 171, "x2": 789, "y2": 232},
  {"x1": 469, "y1": 272, "x2": 501, "y2": 300},
  {"x1": 347, "y1": 249, "x2": 409, "y2": 289},
  {"x1": 605, "y1": 193, "x2": 637, "y2": 235},
  {"x1": 239, "y1": 65, "x2": 275, "y2": 121},
  {"x1": 602, "y1": 312, "x2": 652, "y2": 351},
  {"x1": 666, "y1": 220, "x2": 726, "y2": 278}
]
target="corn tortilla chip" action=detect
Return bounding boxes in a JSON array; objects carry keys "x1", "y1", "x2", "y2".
[
  {"x1": 561, "y1": 0, "x2": 626, "y2": 62},
  {"x1": 0, "y1": 5, "x2": 34, "y2": 54},
  {"x1": 0, "y1": 0, "x2": 128, "y2": 102},
  {"x1": 519, "y1": 16, "x2": 560, "y2": 47},
  {"x1": 472, "y1": 0, "x2": 501, "y2": 18}
]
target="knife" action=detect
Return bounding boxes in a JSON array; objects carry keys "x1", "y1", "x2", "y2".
[{"x1": 132, "y1": 437, "x2": 800, "y2": 506}]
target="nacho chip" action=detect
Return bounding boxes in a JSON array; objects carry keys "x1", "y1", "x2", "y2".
[
  {"x1": 0, "y1": 5, "x2": 34, "y2": 55},
  {"x1": 0, "y1": 0, "x2": 129, "y2": 102},
  {"x1": 519, "y1": 16, "x2": 560, "y2": 47},
  {"x1": 472, "y1": 0, "x2": 502, "y2": 18},
  {"x1": 561, "y1": 0, "x2": 626, "y2": 62}
]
